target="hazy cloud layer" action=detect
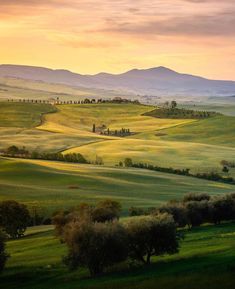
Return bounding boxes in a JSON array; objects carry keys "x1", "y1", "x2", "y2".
[{"x1": 0, "y1": 0, "x2": 234, "y2": 78}]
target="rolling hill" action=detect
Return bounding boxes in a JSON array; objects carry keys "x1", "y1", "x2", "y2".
[{"x1": 1, "y1": 64, "x2": 235, "y2": 97}]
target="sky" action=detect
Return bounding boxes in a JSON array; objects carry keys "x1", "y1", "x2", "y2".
[{"x1": 0, "y1": 0, "x2": 235, "y2": 79}]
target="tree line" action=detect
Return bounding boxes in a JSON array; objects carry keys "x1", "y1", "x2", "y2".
[
  {"x1": 7, "y1": 97, "x2": 140, "y2": 106},
  {"x1": 144, "y1": 101, "x2": 220, "y2": 119},
  {"x1": 120, "y1": 159, "x2": 235, "y2": 185},
  {"x1": 130, "y1": 192, "x2": 235, "y2": 228},
  {"x1": 1, "y1": 146, "x2": 87, "y2": 164}
]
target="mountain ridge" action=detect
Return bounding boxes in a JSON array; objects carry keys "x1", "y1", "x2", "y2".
[{"x1": 0, "y1": 64, "x2": 235, "y2": 97}]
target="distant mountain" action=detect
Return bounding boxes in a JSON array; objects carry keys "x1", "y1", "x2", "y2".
[{"x1": 0, "y1": 64, "x2": 235, "y2": 97}]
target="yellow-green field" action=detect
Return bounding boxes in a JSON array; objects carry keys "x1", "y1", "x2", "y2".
[{"x1": 1, "y1": 101, "x2": 235, "y2": 173}]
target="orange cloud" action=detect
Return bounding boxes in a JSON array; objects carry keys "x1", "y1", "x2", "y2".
[{"x1": 0, "y1": 0, "x2": 234, "y2": 79}]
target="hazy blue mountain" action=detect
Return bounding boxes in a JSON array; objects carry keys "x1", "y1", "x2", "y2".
[{"x1": 0, "y1": 64, "x2": 235, "y2": 97}]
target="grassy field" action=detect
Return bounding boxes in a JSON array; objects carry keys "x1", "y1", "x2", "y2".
[
  {"x1": 0, "y1": 102, "x2": 102, "y2": 152},
  {"x1": 1, "y1": 222, "x2": 235, "y2": 289},
  {"x1": 1, "y1": 101, "x2": 235, "y2": 180},
  {"x1": 0, "y1": 157, "x2": 234, "y2": 215},
  {"x1": 0, "y1": 102, "x2": 56, "y2": 128}
]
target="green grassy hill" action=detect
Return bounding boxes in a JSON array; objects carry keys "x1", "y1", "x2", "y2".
[
  {"x1": 1, "y1": 101, "x2": 235, "y2": 178},
  {"x1": 1, "y1": 222, "x2": 235, "y2": 289},
  {"x1": 160, "y1": 115, "x2": 235, "y2": 147},
  {"x1": 0, "y1": 157, "x2": 234, "y2": 214}
]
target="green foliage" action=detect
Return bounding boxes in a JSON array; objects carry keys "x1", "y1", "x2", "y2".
[
  {"x1": 144, "y1": 107, "x2": 220, "y2": 119},
  {"x1": 130, "y1": 161, "x2": 235, "y2": 185},
  {"x1": 124, "y1": 158, "x2": 133, "y2": 167},
  {"x1": 157, "y1": 203, "x2": 188, "y2": 228},
  {"x1": 125, "y1": 214, "x2": 179, "y2": 265},
  {"x1": 53, "y1": 200, "x2": 122, "y2": 239},
  {"x1": 183, "y1": 193, "x2": 211, "y2": 203},
  {"x1": 63, "y1": 221, "x2": 128, "y2": 276},
  {"x1": 92, "y1": 200, "x2": 122, "y2": 222},
  {"x1": 0, "y1": 200, "x2": 30, "y2": 238},
  {"x1": 2, "y1": 146, "x2": 87, "y2": 164},
  {"x1": 158, "y1": 193, "x2": 235, "y2": 228}
]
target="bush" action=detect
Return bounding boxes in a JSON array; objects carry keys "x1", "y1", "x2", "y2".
[
  {"x1": 53, "y1": 200, "x2": 122, "y2": 239},
  {"x1": 125, "y1": 214, "x2": 180, "y2": 265},
  {"x1": 209, "y1": 195, "x2": 235, "y2": 224},
  {"x1": 63, "y1": 221, "x2": 128, "y2": 276},
  {"x1": 0, "y1": 230, "x2": 8, "y2": 273},
  {"x1": 124, "y1": 158, "x2": 133, "y2": 167},
  {"x1": 0, "y1": 200, "x2": 30, "y2": 238},
  {"x1": 157, "y1": 203, "x2": 188, "y2": 228},
  {"x1": 183, "y1": 193, "x2": 211, "y2": 203},
  {"x1": 92, "y1": 200, "x2": 121, "y2": 222}
]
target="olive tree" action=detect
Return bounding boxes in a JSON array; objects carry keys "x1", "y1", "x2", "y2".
[
  {"x1": 125, "y1": 213, "x2": 180, "y2": 265},
  {"x1": 0, "y1": 200, "x2": 30, "y2": 238},
  {"x1": 63, "y1": 221, "x2": 128, "y2": 276}
]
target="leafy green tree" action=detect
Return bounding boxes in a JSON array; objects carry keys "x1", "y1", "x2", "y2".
[
  {"x1": 6, "y1": 145, "x2": 19, "y2": 155},
  {"x1": 92, "y1": 200, "x2": 122, "y2": 222},
  {"x1": 63, "y1": 221, "x2": 128, "y2": 276},
  {"x1": 209, "y1": 195, "x2": 235, "y2": 224},
  {"x1": 157, "y1": 203, "x2": 188, "y2": 228},
  {"x1": 185, "y1": 201, "x2": 210, "y2": 228},
  {"x1": 171, "y1": 101, "x2": 177, "y2": 109},
  {"x1": 125, "y1": 214, "x2": 179, "y2": 265},
  {"x1": 0, "y1": 200, "x2": 30, "y2": 238},
  {"x1": 124, "y1": 158, "x2": 133, "y2": 167}
]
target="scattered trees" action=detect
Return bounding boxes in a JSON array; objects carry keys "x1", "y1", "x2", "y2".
[
  {"x1": 144, "y1": 107, "x2": 220, "y2": 119},
  {"x1": 0, "y1": 200, "x2": 30, "y2": 238},
  {"x1": 54, "y1": 200, "x2": 180, "y2": 276}
]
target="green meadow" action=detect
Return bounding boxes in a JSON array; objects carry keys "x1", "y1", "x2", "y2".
[
  {"x1": 1, "y1": 157, "x2": 234, "y2": 215},
  {"x1": 1, "y1": 222, "x2": 235, "y2": 289}
]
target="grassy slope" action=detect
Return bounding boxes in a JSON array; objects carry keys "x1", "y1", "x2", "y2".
[
  {"x1": 1, "y1": 223, "x2": 235, "y2": 289},
  {"x1": 160, "y1": 115, "x2": 235, "y2": 147},
  {"x1": 0, "y1": 102, "x2": 101, "y2": 152},
  {"x1": 0, "y1": 157, "x2": 234, "y2": 214},
  {"x1": 0, "y1": 102, "x2": 56, "y2": 128},
  {"x1": 38, "y1": 103, "x2": 192, "y2": 134}
]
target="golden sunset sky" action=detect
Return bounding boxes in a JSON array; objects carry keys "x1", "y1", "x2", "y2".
[{"x1": 0, "y1": 0, "x2": 234, "y2": 79}]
